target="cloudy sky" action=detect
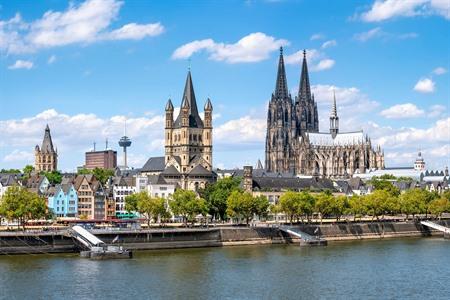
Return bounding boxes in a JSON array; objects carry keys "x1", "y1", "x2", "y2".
[{"x1": 0, "y1": 0, "x2": 449, "y2": 172}]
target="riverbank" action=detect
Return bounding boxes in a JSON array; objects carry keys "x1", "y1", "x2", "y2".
[{"x1": 0, "y1": 221, "x2": 448, "y2": 255}]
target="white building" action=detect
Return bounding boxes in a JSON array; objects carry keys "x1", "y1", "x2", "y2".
[
  {"x1": 110, "y1": 176, "x2": 135, "y2": 216},
  {"x1": 0, "y1": 174, "x2": 20, "y2": 199}
]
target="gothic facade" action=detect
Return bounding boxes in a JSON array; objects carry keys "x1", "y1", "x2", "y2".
[
  {"x1": 35, "y1": 124, "x2": 58, "y2": 172},
  {"x1": 163, "y1": 70, "x2": 216, "y2": 190},
  {"x1": 265, "y1": 48, "x2": 384, "y2": 178}
]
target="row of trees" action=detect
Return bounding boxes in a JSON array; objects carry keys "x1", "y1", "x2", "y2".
[
  {"x1": 275, "y1": 189, "x2": 450, "y2": 224},
  {"x1": 125, "y1": 190, "x2": 208, "y2": 226}
]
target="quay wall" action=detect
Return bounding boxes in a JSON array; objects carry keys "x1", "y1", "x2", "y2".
[{"x1": 0, "y1": 221, "x2": 448, "y2": 255}]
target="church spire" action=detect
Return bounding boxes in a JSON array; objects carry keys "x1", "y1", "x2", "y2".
[
  {"x1": 41, "y1": 124, "x2": 55, "y2": 153},
  {"x1": 298, "y1": 49, "x2": 311, "y2": 103},
  {"x1": 174, "y1": 70, "x2": 204, "y2": 128},
  {"x1": 274, "y1": 47, "x2": 289, "y2": 100},
  {"x1": 330, "y1": 90, "x2": 339, "y2": 138}
]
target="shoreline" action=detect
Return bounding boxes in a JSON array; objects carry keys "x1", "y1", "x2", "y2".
[{"x1": 0, "y1": 221, "x2": 448, "y2": 255}]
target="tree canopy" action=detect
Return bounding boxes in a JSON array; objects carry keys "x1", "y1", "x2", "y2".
[{"x1": 0, "y1": 186, "x2": 48, "y2": 229}]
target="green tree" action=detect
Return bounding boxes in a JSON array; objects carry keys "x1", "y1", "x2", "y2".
[
  {"x1": 331, "y1": 195, "x2": 348, "y2": 221},
  {"x1": 347, "y1": 195, "x2": 366, "y2": 221},
  {"x1": 370, "y1": 176, "x2": 400, "y2": 197},
  {"x1": 314, "y1": 192, "x2": 334, "y2": 223},
  {"x1": 22, "y1": 165, "x2": 35, "y2": 180},
  {"x1": 0, "y1": 168, "x2": 21, "y2": 174},
  {"x1": 278, "y1": 191, "x2": 300, "y2": 224},
  {"x1": 364, "y1": 190, "x2": 390, "y2": 220},
  {"x1": 200, "y1": 177, "x2": 241, "y2": 221},
  {"x1": 252, "y1": 195, "x2": 270, "y2": 220},
  {"x1": 125, "y1": 193, "x2": 139, "y2": 213},
  {"x1": 400, "y1": 189, "x2": 428, "y2": 220},
  {"x1": 226, "y1": 190, "x2": 254, "y2": 225},
  {"x1": 92, "y1": 168, "x2": 114, "y2": 184},
  {"x1": 0, "y1": 186, "x2": 48, "y2": 230},
  {"x1": 428, "y1": 197, "x2": 450, "y2": 219},
  {"x1": 137, "y1": 194, "x2": 168, "y2": 227},
  {"x1": 170, "y1": 190, "x2": 207, "y2": 225},
  {"x1": 42, "y1": 170, "x2": 62, "y2": 185}
]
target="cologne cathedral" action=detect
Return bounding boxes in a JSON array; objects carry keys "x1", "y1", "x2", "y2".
[{"x1": 265, "y1": 48, "x2": 384, "y2": 178}]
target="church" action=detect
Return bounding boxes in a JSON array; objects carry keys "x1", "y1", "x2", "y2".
[
  {"x1": 35, "y1": 124, "x2": 58, "y2": 172},
  {"x1": 162, "y1": 70, "x2": 216, "y2": 190},
  {"x1": 265, "y1": 48, "x2": 384, "y2": 178}
]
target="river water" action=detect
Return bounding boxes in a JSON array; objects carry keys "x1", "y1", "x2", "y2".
[{"x1": 0, "y1": 238, "x2": 449, "y2": 300}]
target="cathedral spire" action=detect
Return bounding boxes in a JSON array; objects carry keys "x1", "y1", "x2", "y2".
[
  {"x1": 330, "y1": 90, "x2": 339, "y2": 138},
  {"x1": 274, "y1": 47, "x2": 289, "y2": 100},
  {"x1": 298, "y1": 49, "x2": 311, "y2": 103}
]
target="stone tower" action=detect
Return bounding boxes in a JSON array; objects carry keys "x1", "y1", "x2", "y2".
[
  {"x1": 164, "y1": 70, "x2": 214, "y2": 190},
  {"x1": 265, "y1": 47, "x2": 295, "y2": 173},
  {"x1": 294, "y1": 50, "x2": 319, "y2": 135},
  {"x1": 35, "y1": 124, "x2": 58, "y2": 172}
]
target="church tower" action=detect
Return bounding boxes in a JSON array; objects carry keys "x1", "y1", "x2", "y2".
[
  {"x1": 330, "y1": 91, "x2": 339, "y2": 138},
  {"x1": 164, "y1": 70, "x2": 214, "y2": 190},
  {"x1": 265, "y1": 47, "x2": 295, "y2": 173},
  {"x1": 35, "y1": 124, "x2": 58, "y2": 172},
  {"x1": 294, "y1": 50, "x2": 319, "y2": 135}
]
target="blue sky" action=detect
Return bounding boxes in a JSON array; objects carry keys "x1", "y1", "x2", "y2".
[{"x1": 0, "y1": 0, "x2": 449, "y2": 171}]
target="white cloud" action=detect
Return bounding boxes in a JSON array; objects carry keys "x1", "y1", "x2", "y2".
[
  {"x1": 8, "y1": 59, "x2": 33, "y2": 70},
  {"x1": 354, "y1": 27, "x2": 383, "y2": 41},
  {"x1": 428, "y1": 104, "x2": 447, "y2": 118},
  {"x1": 375, "y1": 117, "x2": 450, "y2": 148},
  {"x1": 284, "y1": 49, "x2": 335, "y2": 72},
  {"x1": 360, "y1": 0, "x2": 450, "y2": 22},
  {"x1": 428, "y1": 144, "x2": 450, "y2": 158},
  {"x1": 47, "y1": 55, "x2": 56, "y2": 64},
  {"x1": 105, "y1": 22, "x2": 164, "y2": 40},
  {"x1": 171, "y1": 32, "x2": 289, "y2": 63},
  {"x1": 380, "y1": 103, "x2": 425, "y2": 119},
  {"x1": 433, "y1": 67, "x2": 447, "y2": 75},
  {"x1": 310, "y1": 33, "x2": 325, "y2": 40},
  {"x1": 414, "y1": 78, "x2": 435, "y2": 93},
  {"x1": 321, "y1": 39, "x2": 337, "y2": 49},
  {"x1": 214, "y1": 116, "x2": 266, "y2": 145},
  {"x1": 3, "y1": 150, "x2": 33, "y2": 163},
  {"x1": 0, "y1": 0, "x2": 164, "y2": 54},
  {"x1": 312, "y1": 59, "x2": 335, "y2": 71}
]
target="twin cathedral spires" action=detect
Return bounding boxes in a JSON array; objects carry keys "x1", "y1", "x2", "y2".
[{"x1": 266, "y1": 47, "x2": 321, "y2": 172}]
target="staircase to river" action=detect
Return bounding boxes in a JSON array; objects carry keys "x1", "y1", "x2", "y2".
[
  {"x1": 279, "y1": 226, "x2": 327, "y2": 246},
  {"x1": 420, "y1": 221, "x2": 450, "y2": 238}
]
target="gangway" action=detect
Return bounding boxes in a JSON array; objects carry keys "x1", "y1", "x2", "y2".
[
  {"x1": 420, "y1": 221, "x2": 450, "y2": 236},
  {"x1": 279, "y1": 226, "x2": 327, "y2": 246},
  {"x1": 69, "y1": 226, "x2": 132, "y2": 259},
  {"x1": 70, "y1": 225, "x2": 105, "y2": 249}
]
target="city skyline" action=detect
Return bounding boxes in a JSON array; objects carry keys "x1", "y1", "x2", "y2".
[{"x1": 0, "y1": 0, "x2": 449, "y2": 171}]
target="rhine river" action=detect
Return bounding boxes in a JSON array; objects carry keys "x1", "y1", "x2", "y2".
[{"x1": 0, "y1": 238, "x2": 449, "y2": 299}]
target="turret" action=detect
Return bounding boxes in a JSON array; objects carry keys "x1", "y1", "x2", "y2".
[
  {"x1": 165, "y1": 98, "x2": 174, "y2": 129},
  {"x1": 330, "y1": 91, "x2": 339, "y2": 138},
  {"x1": 204, "y1": 98, "x2": 213, "y2": 128},
  {"x1": 181, "y1": 96, "x2": 190, "y2": 127}
]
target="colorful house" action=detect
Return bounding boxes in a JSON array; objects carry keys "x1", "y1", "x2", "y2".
[{"x1": 47, "y1": 184, "x2": 78, "y2": 218}]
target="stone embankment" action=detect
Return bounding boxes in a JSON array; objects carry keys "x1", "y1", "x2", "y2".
[{"x1": 0, "y1": 221, "x2": 449, "y2": 255}]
